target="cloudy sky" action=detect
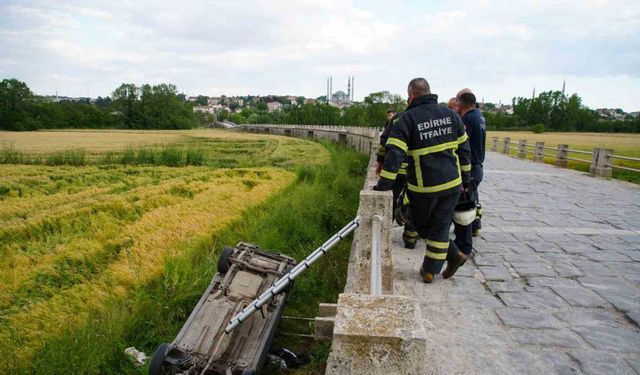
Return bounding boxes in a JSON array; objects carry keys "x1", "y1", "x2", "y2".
[{"x1": 1, "y1": 0, "x2": 639, "y2": 111}]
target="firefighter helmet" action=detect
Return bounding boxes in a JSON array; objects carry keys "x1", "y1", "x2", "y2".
[{"x1": 453, "y1": 191, "x2": 477, "y2": 226}]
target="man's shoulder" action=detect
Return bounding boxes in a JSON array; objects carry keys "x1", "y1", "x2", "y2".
[{"x1": 462, "y1": 109, "x2": 482, "y2": 123}]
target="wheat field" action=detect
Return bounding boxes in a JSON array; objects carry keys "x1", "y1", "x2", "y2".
[{"x1": 0, "y1": 129, "x2": 330, "y2": 370}]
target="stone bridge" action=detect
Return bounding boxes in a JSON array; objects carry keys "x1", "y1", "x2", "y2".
[{"x1": 237, "y1": 125, "x2": 640, "y2": 375}]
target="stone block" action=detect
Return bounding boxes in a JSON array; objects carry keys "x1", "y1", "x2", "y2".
[
  {"x1": 551, "y1": 286, "x2": 608, "y2": 307},
  {"x1": 569, "y1": 350, "x2": 636, "y2": 375},
  {"x1": 315, "y1": 317, "x2": 335, "y2": 340},
  {"x1": 509, "y1": 329, "x2": 584, "y2": 348},
  {"x1": 495, "y1": 308, "x2": 561, "y2": 329},
  {"x1": 319, "y1": 303, "x2": 337, "y2": 317},
  {"x1": 498, "y1": 290, "x2": 567, "y2": 308},
  {"x1": 325, "y1": 293, "x2": 426, "y2": 375},
  {"x1": 572, "y1": 326, "x2": 640, "y2": 352}
]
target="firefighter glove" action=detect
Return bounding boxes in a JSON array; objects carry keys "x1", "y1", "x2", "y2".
[{"x1": 373, "y1": 178, "x2": 394, "y2": 191}]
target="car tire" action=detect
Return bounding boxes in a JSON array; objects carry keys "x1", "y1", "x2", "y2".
[
  {"x1": 149, "y1": 343, "x2": 171, "y2": 375},
  {"x1": 217, "y1": 246, "x2": 235, "y2": 274}
]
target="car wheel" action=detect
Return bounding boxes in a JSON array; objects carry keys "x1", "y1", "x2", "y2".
[
  {"x1": 149, "y1": 343, "x2": 171, "y2": 375},
  {"x1": 217, "y1": 246, "x2": 235, "y2": 274}
]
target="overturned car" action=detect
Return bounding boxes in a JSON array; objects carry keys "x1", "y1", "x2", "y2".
[{"x1": 149, "y1": 242, "x2": 297, "y2": 375}]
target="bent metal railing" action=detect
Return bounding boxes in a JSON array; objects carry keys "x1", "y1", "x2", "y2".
[{"x1": 224, "y1": 218, "x2": 361, "y2": 334}]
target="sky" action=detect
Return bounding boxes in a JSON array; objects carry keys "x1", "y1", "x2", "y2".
[{"x1": 1, "y1": 0, "x2": 639, "y2": 111}]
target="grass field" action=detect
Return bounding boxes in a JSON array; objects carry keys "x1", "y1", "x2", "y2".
[
  {"x1": 0, "y1": 129, "x2": 366, "y2": 374},
  {"x1": 487, "y1": 131, "x2": 640, "y2": 183},
  {"x1": 0, "y1": 129, "x2": 329, "y2": 168}
]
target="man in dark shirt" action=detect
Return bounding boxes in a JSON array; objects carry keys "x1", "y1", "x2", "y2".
[{"x1": 453, "y1": 90, "x2": 486, "y2": 256}]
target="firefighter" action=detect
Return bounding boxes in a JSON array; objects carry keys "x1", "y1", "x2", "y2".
[
  {"x1": 375, "y1": 109, "x2": 419, "y2": 248},
  {"x1": 374, "y1": 78, "x2": 472, "y2": 283},
  {"x1": 452, "y1": 90, "x2": 487, "y2": 257}
]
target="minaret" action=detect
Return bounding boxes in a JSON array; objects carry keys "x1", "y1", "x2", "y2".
[
  {"x1": 329, "y1": 76, "x2": 333, "y2": 102},
  {"x1": 347, "y1": 76, "x2": 351, "y2": 100},
  {"x1": 562, "y1": 79, "x2": 566, "y2": 97},
  {"x1": 532, "y1": 85, "x2": 536, "y2": 100},
  {"x1": 326, "y1": 78, "x2": 330, "y2": 102},
  {"x1": 351, "y1": 76, "x2": 354, "y2": 101}
]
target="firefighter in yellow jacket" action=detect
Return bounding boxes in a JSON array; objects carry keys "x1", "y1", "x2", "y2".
[
  {"x1": 374, "y1": 78, "x2": 472, "y2": 283},
  {"x1": 376, "y1": 109, "x2": 418, "y2": 248}
]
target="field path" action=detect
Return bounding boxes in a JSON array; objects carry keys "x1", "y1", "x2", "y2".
[{"x1": 392, "y1": 152, "x2": 640, "y2": 374}]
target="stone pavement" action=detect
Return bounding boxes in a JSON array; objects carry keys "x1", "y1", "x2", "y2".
[{"x1": 391, "y1": 152, "x2": 640, "y2": 375}]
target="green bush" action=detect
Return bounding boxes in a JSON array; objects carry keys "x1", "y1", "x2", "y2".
[
  {"x1": 159, "y1": 147, "x2": 183, "y2": 167},
  {"x1": 532, "y1": 123, "x2": 545, "y2": 133}
]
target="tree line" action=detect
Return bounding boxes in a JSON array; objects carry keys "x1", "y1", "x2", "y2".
[
  {"x1": 485, "y1": 90, "x2": 639, "y2": 133},
  {"x1": 2, "y1": 78, "x2": 637, "y2": 133},
  {"x1": 0, "y1": 79, "x2": 197, "y2": 131}
]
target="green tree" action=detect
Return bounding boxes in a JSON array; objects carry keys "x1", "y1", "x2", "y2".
[
  {"x1": 0, "y1": 78, "x2": 36, "y2": 130},
  {"x1": 195, "y1": 95, "x2": 209, "y2": 106}
]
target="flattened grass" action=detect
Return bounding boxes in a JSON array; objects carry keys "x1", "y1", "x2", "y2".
[
  {"x1": 0, "y1": 165, "x2": 295, "y2": 370},
  {"x1": 0, "y1": 131, "x2": 366, "y2": 375}
]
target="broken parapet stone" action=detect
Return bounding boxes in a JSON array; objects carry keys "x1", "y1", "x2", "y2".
[
  {"x1": 124, "y1": 347, "x2": 148, "y2": 366},
  {"x1": 325, "y1": 293, "x2": 426, "y2": 375}
]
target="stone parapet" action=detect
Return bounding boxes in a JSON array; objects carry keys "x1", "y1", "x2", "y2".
[{"x1": 325, "y1": 294, "x2": 426, "y2": 375}]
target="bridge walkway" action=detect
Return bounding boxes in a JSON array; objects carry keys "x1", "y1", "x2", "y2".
[{"x1": 391, "y1": 151, "x2": 640, "y2": 374}]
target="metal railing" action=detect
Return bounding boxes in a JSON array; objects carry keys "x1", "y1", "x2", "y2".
[
  {"x1": 608, "y1": 153, "x2": 640, "y2": 173},
  {"x1": 491, "y1": 136, "x2": 640, "y2": 178},
  {"x1": 224, "y1": 217, "x2": 361, "y2": 334}
]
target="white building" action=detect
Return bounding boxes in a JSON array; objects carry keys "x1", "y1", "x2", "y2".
[{"x1": 267, "y1": 102, "x2": 283, "y2": 112}]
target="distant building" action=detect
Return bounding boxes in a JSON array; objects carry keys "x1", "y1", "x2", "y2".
[
  {"x1": 193, "y1": 105, "x2": 214, "y2": 114},
  {"x1": 305, "y1": 98, "x2": 317, "y2": 105},
  {"x1": 596, "y1": 108, "x2": 626, "y2": 120},
  {"x1": 629, "y1": 111, "x2": 640, "y2": 118},
  {"x1": 267, "y1": 102, "x2": 283, "y2": 112}
]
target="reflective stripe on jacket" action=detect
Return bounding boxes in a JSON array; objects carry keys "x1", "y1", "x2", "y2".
[{"x1": 380, "y1": 94, "x2": 471, "y2": 196}]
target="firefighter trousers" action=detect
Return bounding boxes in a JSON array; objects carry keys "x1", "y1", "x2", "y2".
[
  {"x1": 392, "y1": 174, "x2": 418, "y2": 246},
  {"x1": 408, "y1": 189, "x2": 460, "y2": 274},
  {"x1": 454, "y1": 164, "x2": 483, "y2": 255}
]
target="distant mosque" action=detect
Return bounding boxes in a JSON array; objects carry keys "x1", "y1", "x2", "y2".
[{"x1": 326, "y1": 76, "x2": 355, "y2": 105}]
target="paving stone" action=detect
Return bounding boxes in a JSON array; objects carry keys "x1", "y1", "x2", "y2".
[
  {"x1": 527, "y1": 277, "x2": 581, "y2": 289},
  {"x1": 618, "y1": 249, "x2": 640, "y2": 262},
  {"x1": 557, "y1": 243, "x2": 600, "y2": 255},
  {"x1": 582, "y1": 250, "x2": 633, "y2": 262},
  {"x1": 479, "y1": 265, "x2": 513, "y2": 281},
  {"x1": 453, "y1": 263, "x2": 477, "y2": 277},
  {"x1": 553, "y1": 263, "x2": 585, "y2": 277},
  {"x1": 503, "y1": 253, "x2": 547, "y2": 264},
  {"x1": 487, "y1": 280, "x2": 526, "y2": 293},
  {"x1": 527, "y1": 241, "x2": 565, "y2": 253},
  {"x1": 572, "y1": 260, "x2": 616, "y2": 277},
  {"x1": 626, "y1": 356, "x2": 640, "y2": 374},
  {"x1": 450, "y1": 275, "x2": 486, "y2": 293},
  {"x1": 578, "y1": 276, "x2": 640, "y2": 312},
  {"x1": 555, "y1": 308, "x2": 620, "y2": 328},
  {"x1": 498, "y1": 291, "x2": 568, "y2": 309},
  {"x1": 510, "y1": 262, "x2": 557, "y2": 277},
  {"x1": 495, "y1": 308, "x2": 561, "y2": 329},
  {"x1": 509, "y1": 329, "x2": 585, "y2": 348},
  {"x1": 625, "y1": 311, "x2": 640, "y2": 327},
  {"x1": 504, "y1": 349, "x2": 554, "y2": 374},
  {"x1": 603, "y1": 262, "x2": 640, "y2": 282},
  {"x1": 569, "y1": 350, "x2": 636, "y2": 375},
  {"x1": 543, "y1": 351, "x2": 583, "y2": 375},
  {"x1": 551, "y1": 286, "x2": 609, "y2": 307},
  {"x1": 473, "y1": 253, "x2": 503, "y2": 266},
  {"x1": 573, "y1": 326, "x2": 640, "y2": 352},
  {"x1": 480, "y1": 232, "x2": 519, "y2": 242}
]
